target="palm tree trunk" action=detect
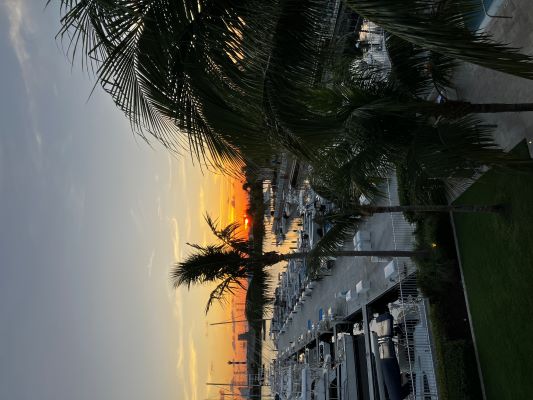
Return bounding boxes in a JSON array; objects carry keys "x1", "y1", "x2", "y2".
[
  {"x1": 280, "y1": 250, "x2": 427, "y2": 260},
  {"x1": 441, "y1": 101, "x2": 533, "y2": 116},
  {"x1": 357, "y1": 204, "x2": 502, "y2": 214}
]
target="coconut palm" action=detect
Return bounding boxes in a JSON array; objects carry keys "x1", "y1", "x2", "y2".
[
  {"x1": 169, "y1": 214, "x2": 424, "y2": 312},
  {"x1": 327, "y1": 204, "x2": 503, "y2": 216},
  {"x1": 274, "y1": 35, "x2": 533, "y2": 181},
  {"x1": 293, "y1": 34, "x2": 533, "y2": 202},
  {"x1": 313, "y1": 36, "x2": 533, "y2": 123},
  {"x1": 49, "y1": 0, "x2": 279, "y2": 169},
  {"x1": 303, "y1": 114, "x2": 522, "y2": 207},
  {"x1": 50, "y1": 0, "x2": 533, "y2": 172},
  {"x1": 49, "y1": 0, "x2": 334, "y2": 169}
]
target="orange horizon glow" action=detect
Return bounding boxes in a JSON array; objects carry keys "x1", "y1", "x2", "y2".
[
  {"x1": 177, "y1": 164, "x2": 251, "y2": 397},
  {"x1": 218, "y1": 177, "x2": 250, "y2": 394}
]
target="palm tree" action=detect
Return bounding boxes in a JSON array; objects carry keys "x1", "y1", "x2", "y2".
[
  {"x1": 49, "y1": 0, "x2": 284, "y2": 170},
  {"x1": 303, "y1": 115, "x2": 522, "y2": 206},
  {"x1": 383, "y1": 34, "x2": 533, "y2": 115},
  {"x1": 50, "y1": 0, "x2": 533, "y2": 171},
  {"x1": 49, "y1": 0, "x2": 336, "y2": 169},
  {"x1": 271, "y1": 37, "x2": 533, "y2": 197},
  {"x1": 327, "y1": 204, "x2": 503, "y2": 215},
  {"x1": 291, "y1": 35, "x2": 533, "y2": 202},
  {"x1": 169, "y1": 214, "x2": 424, "y2": 312},
  {"x1": 314, "y1": 33, "x2": 533, "y2": 121}
]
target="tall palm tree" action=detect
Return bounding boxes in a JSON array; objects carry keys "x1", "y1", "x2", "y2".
[
  {"x1": 294, "y1": 35, "x2": 533, "y2": 201},
  {"x1": 49, "y1": 0, "x2": 282, "y2": 170},
  {"x1": 325, "y1": 204, "x2": 503, "y2": 216},
  {"x1": 312, "y1": 49, "x2": 533, "y2": 124},
  {"x1": 50, "y1": 0, "x2": 533, "y2": 171},
  {"x1": 169, "y1": 214, "x2": 424, "y2": 312},
  {"x1": 49, "y1": 0, "x2": 334, "y2": 169},
  {"x1": 304, "y1": 114, "x2": 521, "y2": 205}
]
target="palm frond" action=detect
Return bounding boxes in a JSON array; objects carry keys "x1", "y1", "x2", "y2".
[
  {"x1": 204, "y1": 214, "x2": 250, "y2": 255},
  {"x1": 205, "y1": 276, "x2": 246, "y2": 314},
  {"x1": 309, "y1": 143, "x2": 391, "y2": 204},
  {"x1": 385, "y1": 34, "x2": 457, "y2": 97},
  {"x1": 169, "y1": 245, "x2": 247, "y2": 289},
  {"x1": 257, "y1": 0, "x2": 343, "y2": 158},
  {"x1": 412, "y1": 116, "x2": 506, "y2": 178},
  {"x1": 346, "y1": 0, "x2": 533, "y2": 79},
  {"x1": 50, "y1": 0, "x2": 280, "y2": 170},
  {"x1": 396, "y1": 157, "x2": 448, "y2": 207},
  {"x1": 306, "y1": 211, "x2": 363, "y2": 276}
]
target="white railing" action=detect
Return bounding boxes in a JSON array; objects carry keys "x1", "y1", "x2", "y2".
[{"x1": 386, "y1": 174, "x2": 439, "y2": 399}]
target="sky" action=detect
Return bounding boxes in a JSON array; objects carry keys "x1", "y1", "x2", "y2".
[{"x1": 0, "y1": 2, "x2": 246, "y2": 399}]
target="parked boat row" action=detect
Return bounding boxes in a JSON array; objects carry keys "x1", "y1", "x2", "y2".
[{"x1": 271, "y1": 301, "x2": 437, "y2": 400}]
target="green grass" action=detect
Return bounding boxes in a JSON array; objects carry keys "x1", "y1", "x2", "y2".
[{"x1": 453, "y1": 142, "x2": 533, "y2": 400}]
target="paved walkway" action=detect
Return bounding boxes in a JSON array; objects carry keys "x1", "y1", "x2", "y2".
[{"x1": 451, "y1": 0, "x2": 533, "y2": 155}]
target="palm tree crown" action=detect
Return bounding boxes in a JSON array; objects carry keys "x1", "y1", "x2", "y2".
[
  {"x1": 299, "y1": 34, "x2": 533, "y2": 201},
  {"x1": 170, "y1": 244, "x2": 248, "y2": 289},
  {"x1": 50, "y1": 0, "x2": 533, "y2": 171},
  {"x1": 169, "y1": 215, "x2": 284, "y2": 312}
]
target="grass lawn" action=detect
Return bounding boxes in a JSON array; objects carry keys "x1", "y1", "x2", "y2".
[{"x1": 453, "y1": 142, "x2": 533, "y2": 400}]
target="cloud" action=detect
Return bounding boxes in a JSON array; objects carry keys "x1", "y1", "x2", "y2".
[
  {"x1": 178, "y1": 360, "x2": 190, "y2": 400},
  {"x1": 198, "y1": 186, "x2": 206, "y2": 220},
  {"x1": 156, "y1": 196, "x2": 163, "y2": 220},
  {"x1": 169, "y1": 217, "x2": 182, "y2": 262},
  {"x1": 176, "y1": 345, "x2": 184, "y2": 372},
  {"x1": 202, "y1": 230, "x2": 207, "y2": 247},
  {"x1": 174, "y1": 315, "x2": 190, "y2": 400},
  {"x1": 179, "y1": 156, "x2": 187, "y2": 188},
  {"x1": 188, "y1": 330, "x2": 199, "y2": 400},
  {"x1": 206, "y1": 363, "x2": 216, "y2": 398},
  {"x1": 174, "y1": 291, "x2": 184, "y2": 370},
  {"x1": 146, "y1": 250, "x2": 155, "y2": 278},
  {"x1": 4, "y1": 0, "x2": 31, "y2": 78},
  {"x1": 129, "y1": 206, "x2": 144, "y2": 235},
  {"x1": 3, "y1": 0, "x2": 43, "y2": 165},
  {"x1": 166, "y1": 154, "x2": 173, "y2": 192},
  {"x1": 186, "y1": 212, "x2": 192, "y2": 238}
]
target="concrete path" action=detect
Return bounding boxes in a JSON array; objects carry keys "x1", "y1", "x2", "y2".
[{"x1": 451, "y1": 0, "x2": 533, "y2": 155}]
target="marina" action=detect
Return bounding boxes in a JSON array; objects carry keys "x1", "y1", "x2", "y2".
[{"x1": 266, "y1": 169, "x2": 440, "y2": 400}]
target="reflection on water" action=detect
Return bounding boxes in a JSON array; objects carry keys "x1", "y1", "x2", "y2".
[{"x1": 260, "y1": 214, "x2": 303, "y2": 398}]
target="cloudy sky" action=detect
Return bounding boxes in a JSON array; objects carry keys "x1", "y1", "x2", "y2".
[{"x1": 0, "y1": 2, "x2": 243, "y2": 399}]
